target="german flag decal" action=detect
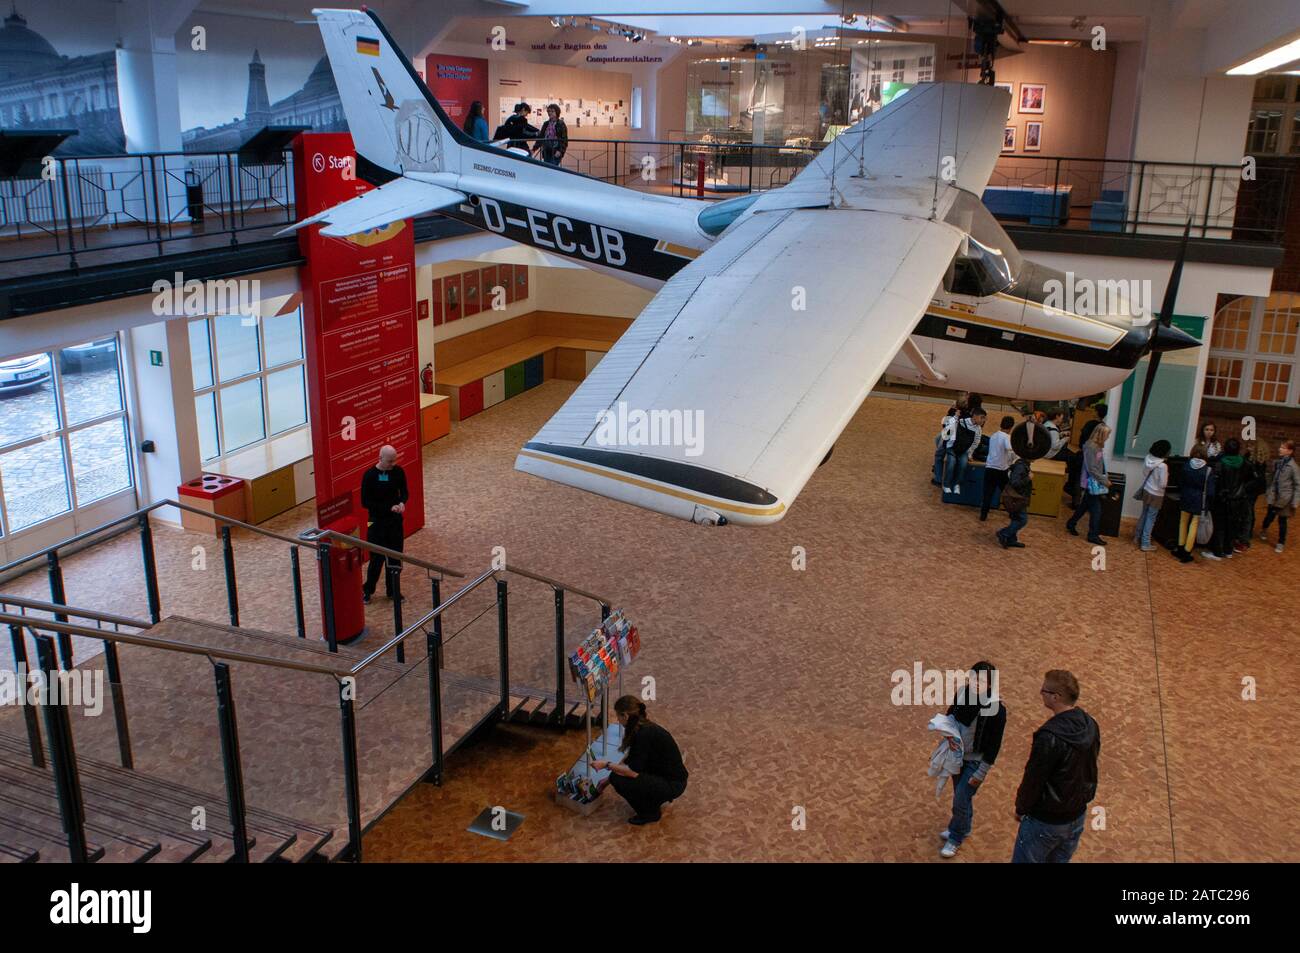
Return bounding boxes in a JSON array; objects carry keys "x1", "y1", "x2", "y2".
[{"x1": 356, "y1": 36, "x2": 380, "y2": 56}]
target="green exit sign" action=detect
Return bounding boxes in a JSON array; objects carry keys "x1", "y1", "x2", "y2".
[{"x1": 149, "y1": 350, "x2": 163, "y2": 367}]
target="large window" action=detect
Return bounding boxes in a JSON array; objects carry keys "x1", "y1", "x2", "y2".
[
  {"x1": 1206, "y1": 294, "x2": 1300, "y2": 407},
  {"x1": 0, "y1": 337, "x2": 133, "y2": 536},
  {"x1": 191, "y1": 307, "x2": 307, "y2": 462}
]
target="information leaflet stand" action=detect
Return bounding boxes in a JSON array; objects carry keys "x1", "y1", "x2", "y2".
[{"x1": 554, "y1": 609, "x2": 640, "y2": 814}]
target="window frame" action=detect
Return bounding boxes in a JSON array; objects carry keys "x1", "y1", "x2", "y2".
[
  {"x1": 0, "y1": 335, "x2": 135, "y2": 537},
  {"x1": 191, "y1": 308, "x2": 309, "y2": 464}
]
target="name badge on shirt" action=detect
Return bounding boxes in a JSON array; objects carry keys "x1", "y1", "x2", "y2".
[{"x1": 379, "y1": 473, "x2": 389, "y2": 482}]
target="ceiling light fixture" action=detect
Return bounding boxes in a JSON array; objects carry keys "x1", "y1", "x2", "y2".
[{"x1": 1227, "y1": 35, "x2": 1300, "y2": 75}]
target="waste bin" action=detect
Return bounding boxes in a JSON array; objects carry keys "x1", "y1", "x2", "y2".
[
  {"x1": 1098, "y1": 471, "x2": 1127, "y2": 537},
  {"x1": 318, "y1": 515, "x2": 366, "y2": 645},
  {"x1": 185, "y1": 170, "x2": 205, "y2": 232},
  {"x1": 178, "y1": 473, "x2": 246, "y2": 535}
]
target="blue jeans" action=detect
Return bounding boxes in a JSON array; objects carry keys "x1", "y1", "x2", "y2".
[
  {"x1": 946, "y1": 760, "x2": 983, "y2": 844},
  {"x1": 998, "y1": 508, "x2": 1028, "y2": 544},
  {"x1": 1067, "y1": 492, "x2": 1103, "y2": 540},
  {"x1": 1011, "y1": 813, "x2": 1086, "y2": 863},
  {"x1": 943, "y1": 449, "x2": 967, "y2": 490},
  {"x1": 1136, "y1": 501, "x2": 1160, "y2": 546}
]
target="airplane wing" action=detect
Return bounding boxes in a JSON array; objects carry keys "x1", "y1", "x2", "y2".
[
  {"x1": 276, "y1": 176, "x2": 463, "y2": 237},
  {"x1": 515, "y1": 207, "x2": 963, "y2": 525},
  {"x1": 514, "y1": 82, "x2": 1007, "y2": 526}
]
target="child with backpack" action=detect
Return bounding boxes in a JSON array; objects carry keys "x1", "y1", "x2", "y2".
[
  {"x1": 1133, "y1": 440, "x2": 1170, "y2": 552},
  {"x1": 997, "y1": 457, "x2": 1033, "y2": 548},
  {"x1": 944, "y1": 408, "x2": 987, "y2": 495}
]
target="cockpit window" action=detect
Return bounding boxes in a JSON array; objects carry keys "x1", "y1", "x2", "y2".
[
  {"x1": 942, "y1": 190, "x2": 1023, "y2": 297},
  {"x1": 697, "y1": 193, "x2": 761, "y2": 237}
]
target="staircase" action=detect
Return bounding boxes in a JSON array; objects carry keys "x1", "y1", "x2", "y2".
[{"x1": 0, "y1": 501, "x2": 613, "y2": 862}]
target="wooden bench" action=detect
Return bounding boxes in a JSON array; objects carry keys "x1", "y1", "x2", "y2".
[{"x1": 435, "y1": 311, "x2": 629, "y2": 422}]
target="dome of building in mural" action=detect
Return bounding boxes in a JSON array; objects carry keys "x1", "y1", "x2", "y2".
[{"x1": 0, "y1": 6, "x2": 62, "y2": 81}]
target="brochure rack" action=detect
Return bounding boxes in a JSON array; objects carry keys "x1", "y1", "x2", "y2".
[{"x1": 554, "y1": 609, "x2": 640, "y2": 813}]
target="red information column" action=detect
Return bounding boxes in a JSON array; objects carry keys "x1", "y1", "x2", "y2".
[{"x1": 293, "y1": 132, "x2": 424, "y2": 641}]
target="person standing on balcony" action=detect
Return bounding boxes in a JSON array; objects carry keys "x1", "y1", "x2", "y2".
[
  {"x1": 462, "y1": 101, "x2": 490, "y2": 143},
  {"x1": 360, "y1": 445, "x2": 408, "y2": 605},
  {"x1": 533, "y1": 103, "x2": 568, "y2": 166}
]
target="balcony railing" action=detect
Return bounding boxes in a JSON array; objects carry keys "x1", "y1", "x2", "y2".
[{"x1": 0, "y1": 140, "x2": 1289, "y2": 278}]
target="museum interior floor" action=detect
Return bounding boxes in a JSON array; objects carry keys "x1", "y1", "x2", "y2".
[{"x1": 2, "y1": 382, "x2": 1295, "y2": 862}]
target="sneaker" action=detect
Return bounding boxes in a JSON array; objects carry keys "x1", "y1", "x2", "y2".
[
  {"x1": 362, "y1": 591, "x2": 372, "y2": 605},
  {"x1": 1277, "y1": 544, "x2": 1285, "y2": 554},
  {"x1": 953, "y1": 486, "x2": 961, "y2": 496},
  {"x1": 1261, "y1": 533, "x2": 1270, "y2": 542},
  {"x1": 1140, "y1": 544, "x2": 1157, "y2": 552},
  {"x1": 1201, "y1": 551, "x2": 1221, "y2": 561},
  {"x1": 1009, "y1": 541, "x2": 1026, "y2": 548},
  {"x1": 938, "y1": 829, "x2": 951, "y2": 842},
  {"x1": 997, "y1": 534, "x2": 1009, "y2": 549},
  {"x1": 1066, "y1": 524, "x2": 1080, "y2": 537},
  {"x1": 1177, "y1": 549, "x2": 1195, "y2": 564},
  {"x1": 1233, "y1": 542, "x2": 1248, "y2": 554},
  {"x1": 940, "y1": 839, "x2": 960, "y2": 858}
]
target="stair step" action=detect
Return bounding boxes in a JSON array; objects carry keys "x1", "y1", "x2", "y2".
[
  {"x1": 0, "y1": 733, "x2": 331, "y2": 863},
  {"x1": 507, "y1": 695, "x2": 530, "y2": 721},
  {"x1": 0, "y1": 842, "x2": 38, "y2": 863},
  {"x1": 0, "y1": 771, "x2": 162, "y2": 863},
  {"x1": 0, "y1": 812, "x2": 107, "y2": 863}
]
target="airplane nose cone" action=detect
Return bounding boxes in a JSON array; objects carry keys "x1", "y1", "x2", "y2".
[{"x1": 1150, "y1": 322, "x2": 1200, "y2": 353}]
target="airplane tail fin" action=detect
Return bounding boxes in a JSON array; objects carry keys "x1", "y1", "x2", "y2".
[{"x1": 312, "y1": 8, "x2": 466, "y2": 180}]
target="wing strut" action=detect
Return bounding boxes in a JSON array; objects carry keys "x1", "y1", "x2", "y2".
[{"x1": 901, "y1": 338, "x2": 948, "y2": 383}]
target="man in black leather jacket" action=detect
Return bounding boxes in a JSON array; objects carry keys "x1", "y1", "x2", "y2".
[{"x1": 1012, "y1": 670, "x2": 1101, "y2": 863}]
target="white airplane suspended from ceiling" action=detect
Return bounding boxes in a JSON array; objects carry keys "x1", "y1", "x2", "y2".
[{"x1": 289, "y1": 7, "x2": 1198, "y2": 527}]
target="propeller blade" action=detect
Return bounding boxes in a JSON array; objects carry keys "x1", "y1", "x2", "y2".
[
  {"x1": 1154, "y1": 219, "x2": 1193, "y2": 328},
  {"x1": 1134, "y1": 219, "x2": 1193, "y2": 441},
  {"x1": 1133, "y1": 350, "x2": 1163, "y2": 441}
]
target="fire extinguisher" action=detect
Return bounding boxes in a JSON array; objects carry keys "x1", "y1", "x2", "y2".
[{"x1": 421, "y1": 362, "x2": 434, "y2": 394}]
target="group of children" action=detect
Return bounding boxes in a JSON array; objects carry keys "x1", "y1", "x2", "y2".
[
  {"x1": 934, "y1": 400, "x2": 1300, "y2": 559},
  {"x1": 1132, "y1": 422, "x2": 1300, "y2": 562}
]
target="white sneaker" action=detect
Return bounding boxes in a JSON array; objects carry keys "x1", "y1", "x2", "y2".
[
  {"x1": 1261, "y1": 533, "x2": 1270, "y2": 542},
  {"x1": 1140, "y1": 544, "x2": 1157, "y2": 552},
  {"x1": 940, "y1": 839, "x2": 960, "y2": 858},
  {"x1": 1277, "y1": 544, "x2": 1285, "y2": 554},
  {"x1": 1201, "y1": 552, "x2": 1222, "y2": 560},
  {"x1": 938, "y1": 829, "x2": 951, "y2": 841},
  {"x1": 953, "y1": 486, "x2": 961, "y2": 496}
]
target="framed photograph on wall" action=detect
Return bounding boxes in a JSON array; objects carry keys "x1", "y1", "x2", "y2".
[
  {"x1": 1018, "y1": 83, "x2": 1045, "y2": 114},
  {"x1": 480, "y1": 265, "x2": 500, "y2": 312},
  {"x1": 1003, "y1": 126, "x2": 1016, "y2": 152},
  {"x1": 1024, "y1": 121, "x2": 1042, "y2": 152},
  {"x1": 417, "y1": 298, "x2": 429, "y2": 322},
  {"x1": 515, "y1": 264, "x2": 529, "y2": 300},
  {"x1": 463, "y1": 268, "x2": 481, "y2": 317},
  {"x1": 431, "y1": 277, "x2": 443, "y2": 326},
  {"x1": 502, "y1": 263, "x2": 517, "y2": 304},
  {"x1": 444, "y1": 273, "x2": 461, "y2": 322},
  {"x1": 994, "y1": 82, "x2": 1013, "y2": 120}
]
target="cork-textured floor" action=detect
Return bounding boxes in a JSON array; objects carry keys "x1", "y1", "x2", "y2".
[{"x1": 3, "y1": 382, "x2": 1296, "y2": 862}]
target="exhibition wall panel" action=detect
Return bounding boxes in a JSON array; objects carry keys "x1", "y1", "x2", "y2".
[{"x1": 491, "y1": 59, "x2": 634, "y2": 140}]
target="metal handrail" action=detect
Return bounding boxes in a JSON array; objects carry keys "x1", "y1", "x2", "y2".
[
  {"x1": 0, "y1": 497, "x2": 462, "y2": 580},
  {"x1": 502, "y1": 563, "x2": 609, "y2": 608},
  {"x1": 0, "y1": 611, "x2": 347, "y2": 677},
  {"x1": 0, "y1": 594, "x2": 150, "y2": 631},
  {"x1": 299, "y1": 526, "x2": 464, "y2": 579}
]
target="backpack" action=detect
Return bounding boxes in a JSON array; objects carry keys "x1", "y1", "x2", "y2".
[
  {"x1": 1003, "y1": 460, "x2": 1032, "y2": 513},
  {"x1": 952, "y1": 421, "x2": 977, "y2": 457}
]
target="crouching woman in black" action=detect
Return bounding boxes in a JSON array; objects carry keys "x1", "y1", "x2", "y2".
[{"x1": 592, "y1": 696, "x2": 687, "y2": 825}]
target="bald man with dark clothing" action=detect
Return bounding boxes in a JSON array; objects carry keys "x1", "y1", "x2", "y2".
[{"x1": 360, "y1": 445, "x2": 408, "y2": 604}]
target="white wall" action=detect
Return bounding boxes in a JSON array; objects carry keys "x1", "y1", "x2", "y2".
[{"x1": 532, "y1": 264, "x2": 653, "y2": 318}]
